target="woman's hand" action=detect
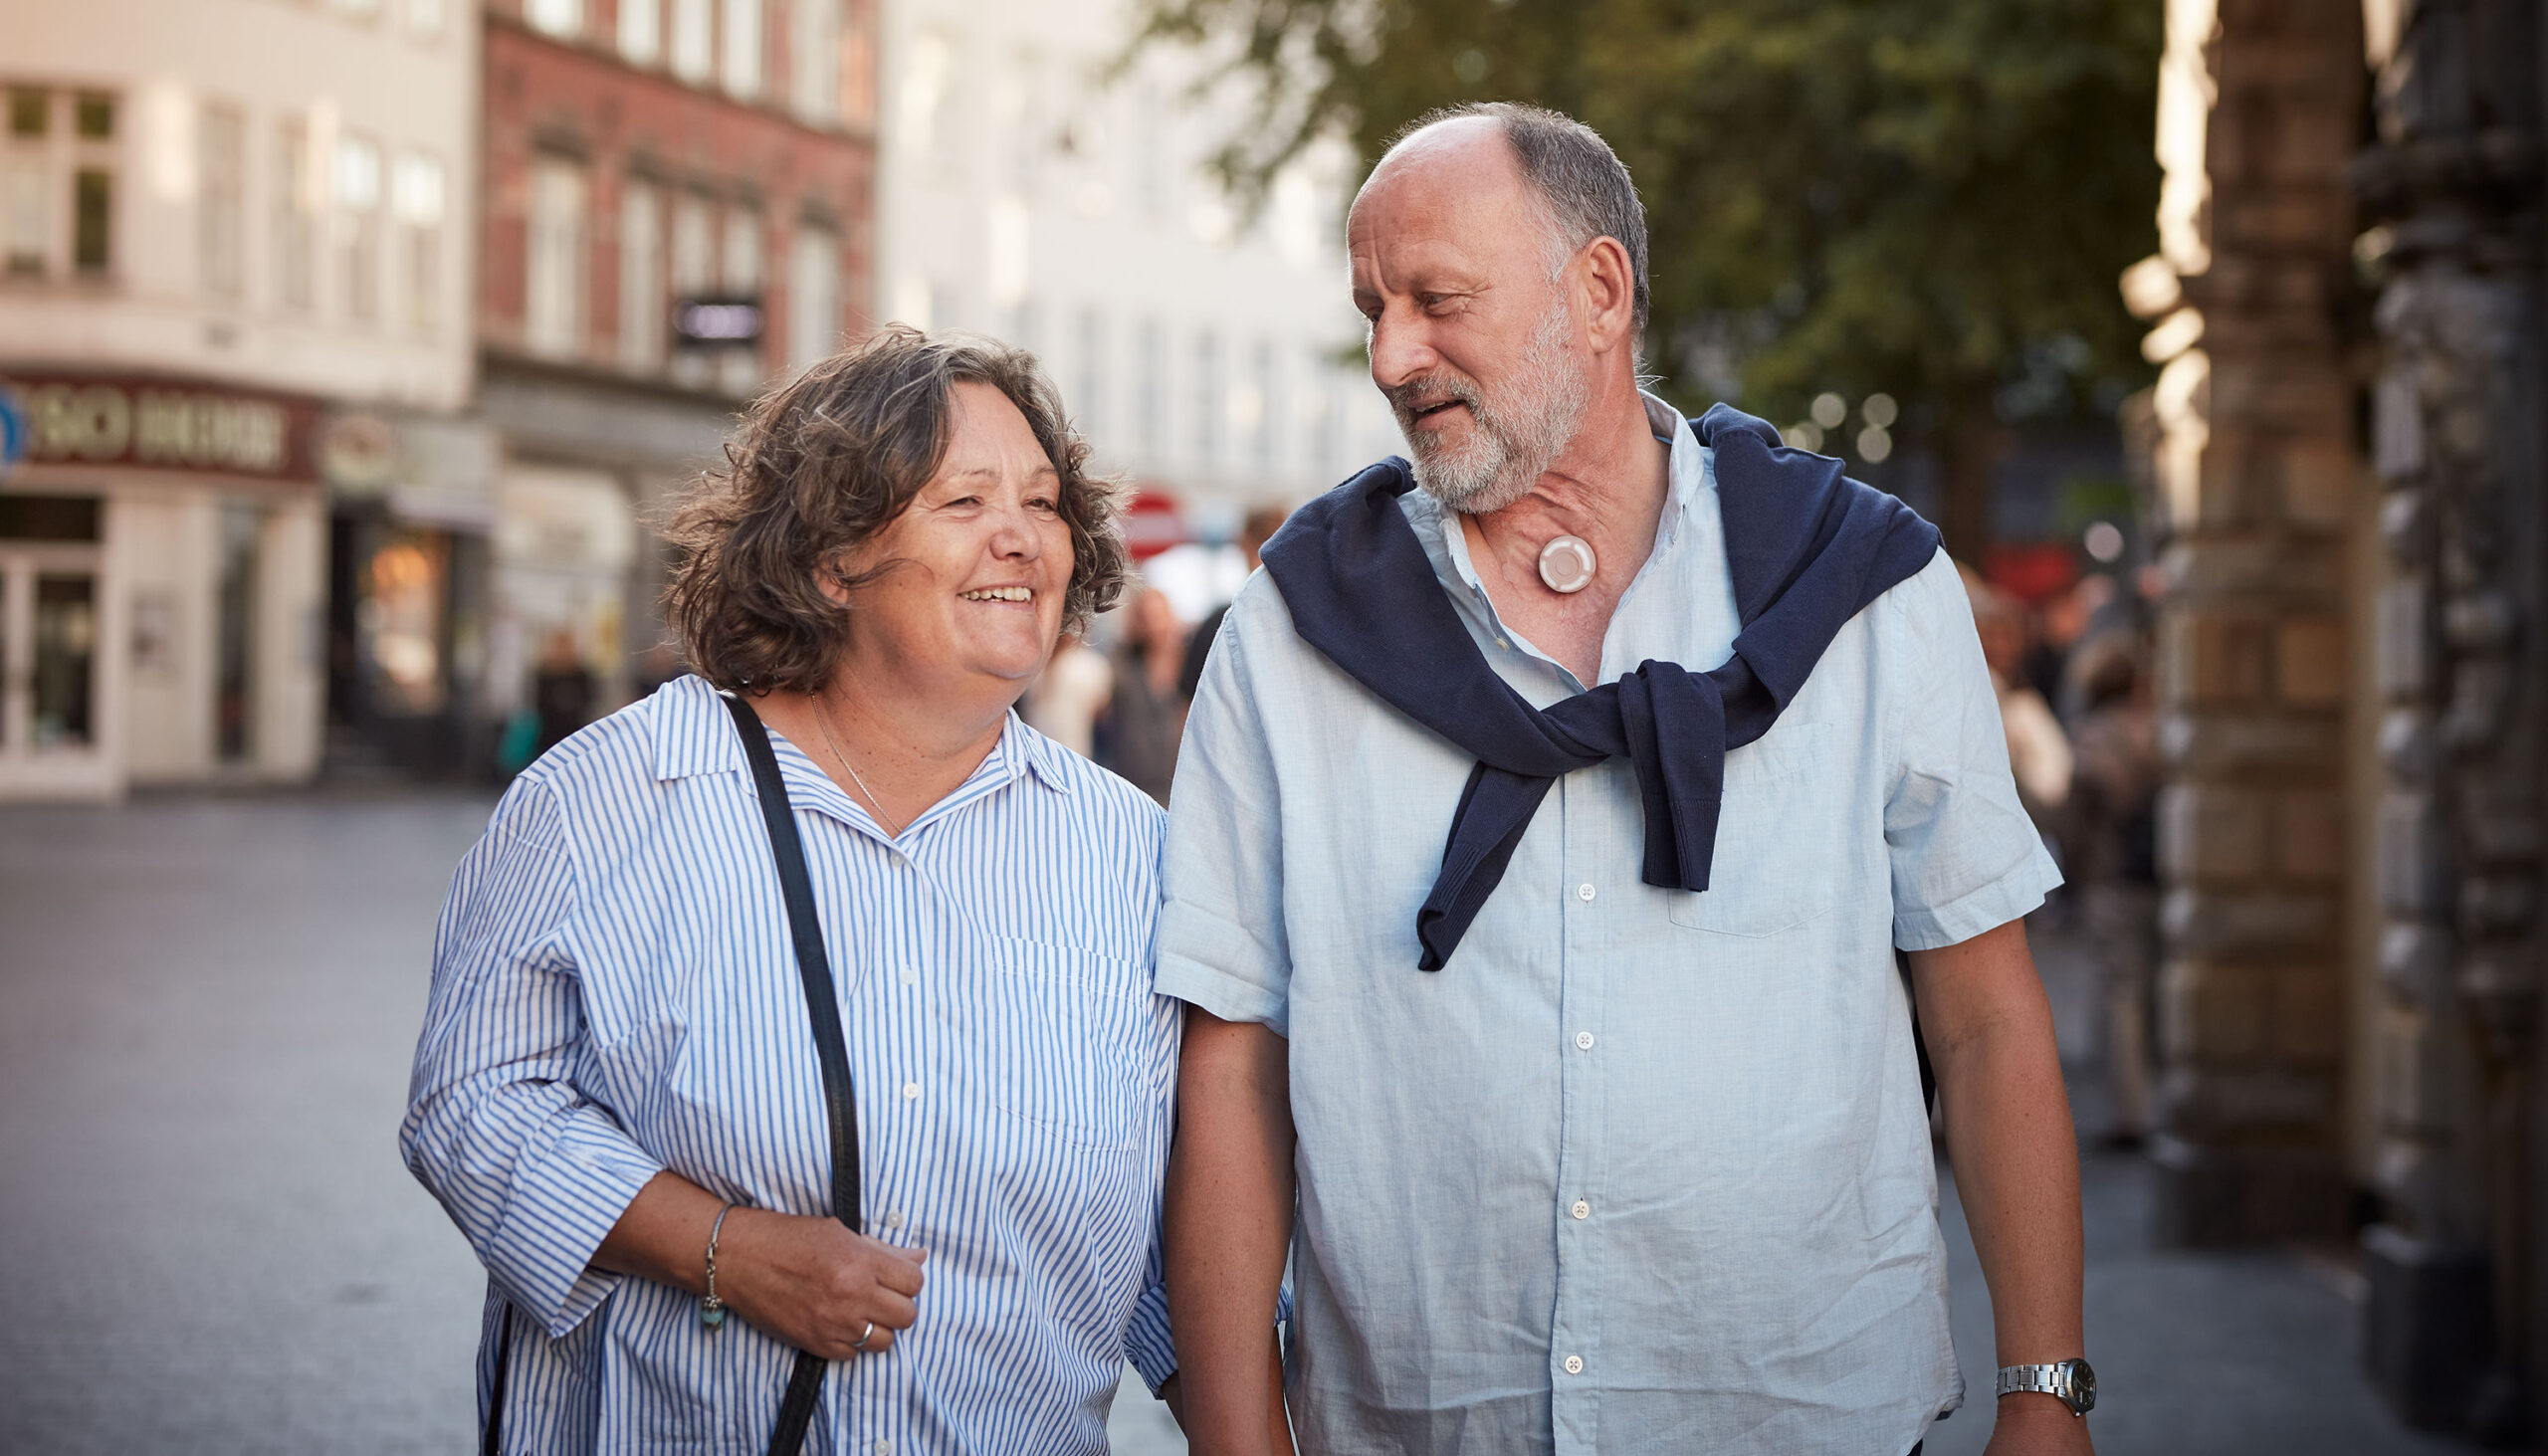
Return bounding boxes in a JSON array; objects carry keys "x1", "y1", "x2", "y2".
[
  {"x1": 717, "y1": 1207, "x2": 929, "y2": 1358},
  {"x1": 592, "y1": 1172, "x2": 928, "y2": 1359}
]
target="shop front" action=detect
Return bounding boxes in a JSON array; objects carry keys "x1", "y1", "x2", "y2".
[{"x1": 0, "y1": 370, "x2": 327, "y2": 801}]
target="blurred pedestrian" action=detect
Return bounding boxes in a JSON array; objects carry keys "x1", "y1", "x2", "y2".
[
  {"x1": 402, "y1": 328, "x2": 1204, "y2": 1455},
  {"x1": 1178, "y1": 503, "x2": 1291, "y2": 702},
  {"x1": 1099, "y1": 583, "x2": 1185, "y2": 805},
  {"x1": 1162, "y1": 104, "x2": 2092, "y2": 1456},
  {"x1": 2064, "y1": 630, "x2": 2160, "y2": 1142},
  {"x1": 1965, "y1": 567, "x2": 2073, "y2": 822},
  {"x1": 1019, "y1": 628, "x2": 1113, "y2": 757},
  {"x1": 530, "y1": 626, "x2": 595, "y2": 760}
]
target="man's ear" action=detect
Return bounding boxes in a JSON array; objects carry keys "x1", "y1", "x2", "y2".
[{"x1": 1578, "y1": 235, "x2": 1637, "y2": 357}]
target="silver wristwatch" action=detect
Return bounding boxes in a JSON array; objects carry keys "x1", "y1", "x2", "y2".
[{"x1": 1996, "y1": 1357, "x2": 2095, "y2": 1416}]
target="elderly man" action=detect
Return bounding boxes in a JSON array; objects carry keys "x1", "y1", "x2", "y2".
[{"x1": 1159, "y1": 103, "x2": 2093, "y2": 1456}]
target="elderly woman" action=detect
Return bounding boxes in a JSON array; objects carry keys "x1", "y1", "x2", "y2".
[{"x1": 401, "y1": 328, "x2": 1184, "y2": 1453}]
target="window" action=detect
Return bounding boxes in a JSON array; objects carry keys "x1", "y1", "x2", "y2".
[
  {"x1": 198, "y1": 102, "x2": 245, "y2": 300},
  {"x1": 619, "y1": 0, "x2": 660, "y2": 64},
  {"x1": 4, "y1": 88, "x2": 47, "y2": 276},
  {"x1": 670, "y1": 191, "x2": 712, "y2": 294},
  {"x1": 786, "y1": 223, "x2": 837, "y2": 370},
  {"x1": 1072, "y1": 308, "x2": 1106, "y2": 442},
  {"x1": 1136, "y1": 319, "x2": 1164, "y2": 459},
  {"x1": 524, "y1": 0, "x2": 583, "y2": 39},
  {"x1": 1248, "y1": 337, "x2": 1278, "y2": 466},
  {"x1": 408, "y1": 0, "x2": 447, "y2": 37},
  {"x1": 619, "y1": 179, "x2": 662, "y2": 369},
  {"x1": 392, "y1": 150, "x2": 445, "y2": 332},
  {"x1": 790, "y1": 0, "x2": 839, "y2": 127},
  {"x1": 719, "y1": 206, "x2": 762, "y2": 391},
  {"x1": 275, "y1": 117, "x2": 317, "y2": 311},
  {"x1": 525, "y1": 155, "x2": 587, "y2": 358},
  {"x1": 722, "y1": 0, "x2": 762, "y2": 101},
  {"x1": 669, "y1": 0, "x2": 713, "y2": 83},
  {"x1": 334, "y1": 134, "x2": 383, "y2": 320},
  {"x1": 1191, "y1": 330, "x2": 1220, "y2": 464}
]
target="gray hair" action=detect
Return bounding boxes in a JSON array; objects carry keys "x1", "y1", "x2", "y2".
[{"x1": 1381, "y1": 102, "x2": 1650, "y2": 337}]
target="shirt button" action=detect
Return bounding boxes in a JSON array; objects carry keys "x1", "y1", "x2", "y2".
[
  {"x1": 884, "y1": 1210, "x2": 906, "y2": 1229},
  {"x1": 1563, "y1": 1354, "x2": 1586, "y2": 1375},
  {"x1": 900, "y1": 1082, "x2": 920, "y2": 1101},
  {"x1": 1575, "y1": 1031, "x2": 1595, "y2": 1051},
  {"x1": 1577, "y1": 883, "x2": 1595, "y2": 903},
  {"x1": 1571, "y1": 1199, "x2": 1591, "y2": 1220},
  {"x1": 875, "y1": 1442, "x2": 892, "y2": 1456},
  {"x1": 897, "y1": 965, "x2": 919, "y2": 986}
]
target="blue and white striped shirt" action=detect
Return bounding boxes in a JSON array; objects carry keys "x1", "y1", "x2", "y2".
[{"x1": 401, "y1": 674, "x2": 1180, "y2": 1455}]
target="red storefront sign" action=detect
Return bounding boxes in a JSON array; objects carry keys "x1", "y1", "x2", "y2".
[{"x1": 0, "y1": 372, "x2": 323, "y2": 482}]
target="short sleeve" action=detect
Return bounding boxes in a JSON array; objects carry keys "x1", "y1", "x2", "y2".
[
  {"x1": 1155, "y1": 588, "x2": 1295, "y2": 1033},
  {"x1": 1881, "y1": 550, "x2": 2064, "y2": 949}
]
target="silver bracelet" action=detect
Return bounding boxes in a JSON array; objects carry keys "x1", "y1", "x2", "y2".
[{"x1": 700, "y1": 1201, "x2": 739, "y2": 1330}]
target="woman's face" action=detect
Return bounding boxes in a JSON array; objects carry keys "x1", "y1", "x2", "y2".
[{"x1": 834, "y1": 382, "x2": 1074, "y2": 700}]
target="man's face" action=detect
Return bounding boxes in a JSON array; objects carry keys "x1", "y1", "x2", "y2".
[{"x1": 1350, "y1": 121, "x2": 1591, "y2": 514}]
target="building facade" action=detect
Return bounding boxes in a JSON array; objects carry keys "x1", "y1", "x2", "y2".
[
  {"x1": 873, "y1": 0, "x2": 1397, "y2": 615},
  {"x1": 2130, "y1": 0, "x2": 2544, "y2": 1438},
  {"x1": 0, "y1": 0, "x2": 479, "y2": 799},
  {"x1": 468, "y1": 0, "x2": 877, "y2": 751}
]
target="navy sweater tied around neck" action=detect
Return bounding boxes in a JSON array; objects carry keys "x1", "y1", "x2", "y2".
[{"x1": 1258, "y1": 403, "x2": 1942, "y2": 970}]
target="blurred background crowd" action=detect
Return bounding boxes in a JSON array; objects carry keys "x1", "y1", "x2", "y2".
[{"x1": 2, "y1": 0, "x2": 2544, "y2": 1451}]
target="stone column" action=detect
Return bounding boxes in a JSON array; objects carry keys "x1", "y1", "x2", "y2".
[
  {"x1": 2131, "y1": 0, "x2": 2366, "y2": 1248},
  {"x1": 2352, "y1": 0, "x2": 2545, "y2": 1437}
]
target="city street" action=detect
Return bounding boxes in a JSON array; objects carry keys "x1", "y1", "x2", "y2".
[{"x1": 0, "y1": 791, "x2": 2467, "y2": 1456}]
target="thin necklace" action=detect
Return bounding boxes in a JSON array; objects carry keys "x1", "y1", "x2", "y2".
[{"x1": 810, "y1": 694, "x2": 905, "y2": 838}]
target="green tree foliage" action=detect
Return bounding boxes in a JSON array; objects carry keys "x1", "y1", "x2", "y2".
[{"x1": 1137, "y1": 0, "x2": 2161, "y2": 556}]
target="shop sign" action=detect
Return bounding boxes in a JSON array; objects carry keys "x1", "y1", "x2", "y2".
[
  {"x1": 673, "y1": 295, "x2": 764, "y2": 347},
  {"x1": 0, "y1": 373, "x2": 321, "y2": 481}
]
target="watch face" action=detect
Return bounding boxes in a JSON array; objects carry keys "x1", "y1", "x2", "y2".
[{"x1": 2067, "y1": 1358, "x2": 2097, "y2": 1412}]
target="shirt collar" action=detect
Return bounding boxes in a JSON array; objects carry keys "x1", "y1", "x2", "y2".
[{"x1": 650, "y1": 673, "x2": 1072, "y2": 798}]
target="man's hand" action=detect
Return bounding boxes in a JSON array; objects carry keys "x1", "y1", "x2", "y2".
[
  {"x1": 1984, "y1": 1393, "x2": 2095, "y2": 1454},
  {"x1": 1906, "y1": 920, "x2": 2093, "y2": 1456}
]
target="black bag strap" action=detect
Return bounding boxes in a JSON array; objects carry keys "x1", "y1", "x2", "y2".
[
  {"x1": 724, "y1": 692, "x2": 864, "y2": 1456},
  {"x1": 481, "y1": 1302, "x2": 515, "y2": 1456}
]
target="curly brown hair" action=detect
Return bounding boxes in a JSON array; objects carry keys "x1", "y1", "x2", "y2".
[{"x1": 661, "y1": 326, "x2": 1132, "y2": 694}]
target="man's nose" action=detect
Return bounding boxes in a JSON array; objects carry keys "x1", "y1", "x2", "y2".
[{"x1": 1367, "y1": 307, "x2": 1434, "y2": 391}]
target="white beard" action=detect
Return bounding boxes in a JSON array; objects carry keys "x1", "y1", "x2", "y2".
[{"x1": 1396, "y1": 300, "x2": 1591, "y2": 515}]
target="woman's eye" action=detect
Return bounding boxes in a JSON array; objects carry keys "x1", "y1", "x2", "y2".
[{"x1": 1028, "y1": 496, "x2": 1059, "y2": 513}]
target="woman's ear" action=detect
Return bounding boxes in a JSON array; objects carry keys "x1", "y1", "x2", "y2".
[{"x1": 817, "y1": 551, "x2": 857, "y2": 608}]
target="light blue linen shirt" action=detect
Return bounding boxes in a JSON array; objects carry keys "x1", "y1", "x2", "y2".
[
  {"x1": 402, "y1": 675, "x2": 1180, "y2": 1455},
  {"x1": 1157, "y1": 394, "x2": 2061, "y2": 1456}
]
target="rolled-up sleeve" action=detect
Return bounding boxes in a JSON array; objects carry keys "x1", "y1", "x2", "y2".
[
  {"x1": 398, "y1": 774, "x2": 664, "y2": 1337},
  {"x1": 1882, "y1": 550, "x2": 2064, "y2": 949},
  {"x1": 1155, "y1": 594, "x2": 1295, "y2": 1033}
]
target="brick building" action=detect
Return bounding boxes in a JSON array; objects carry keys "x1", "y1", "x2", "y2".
[
  {"x1": 464, "y1": 0, "x2": 875, "y2": 744},
  {"x1": 2127, "y1": 0, "x2": 2543, "y2": 1438}
]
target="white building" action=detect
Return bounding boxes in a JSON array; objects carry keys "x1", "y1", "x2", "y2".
[
  {"x1": 0, "y1": 0, "x2": 480, "y2": 799},
  {"x1": 873, "y1": 0, "x2": 1397, "y2": 617}
]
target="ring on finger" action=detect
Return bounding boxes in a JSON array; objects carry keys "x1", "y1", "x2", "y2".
[{"x1": 851, "y1": 1320, "x2": 876, "y2": 1351}]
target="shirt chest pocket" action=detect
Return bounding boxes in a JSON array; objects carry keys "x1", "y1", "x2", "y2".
[
  {"x1": 962, "y1": 936, "x2": 1151, "y2": 1152},
  {"x1": 1667, "y1": 720, "x2": 1842, "y2": 937}
]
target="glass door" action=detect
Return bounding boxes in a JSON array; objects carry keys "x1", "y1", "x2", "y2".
[{"x1": 0, "y1": 549, "x2": 100, "y2": 762}]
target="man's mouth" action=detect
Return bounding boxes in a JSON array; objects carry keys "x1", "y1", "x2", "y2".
[
  {"x1": 958, "y1": 586, "x2": 1034, "y2": 603},
  {"x1": 1409, "y1": 400, "x2": 1467, "y2": 422}
]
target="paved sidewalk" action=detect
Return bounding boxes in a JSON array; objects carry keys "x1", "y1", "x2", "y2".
[{"x1": 0, "y1": 794, "x2": 2475, "y2": 1454}]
